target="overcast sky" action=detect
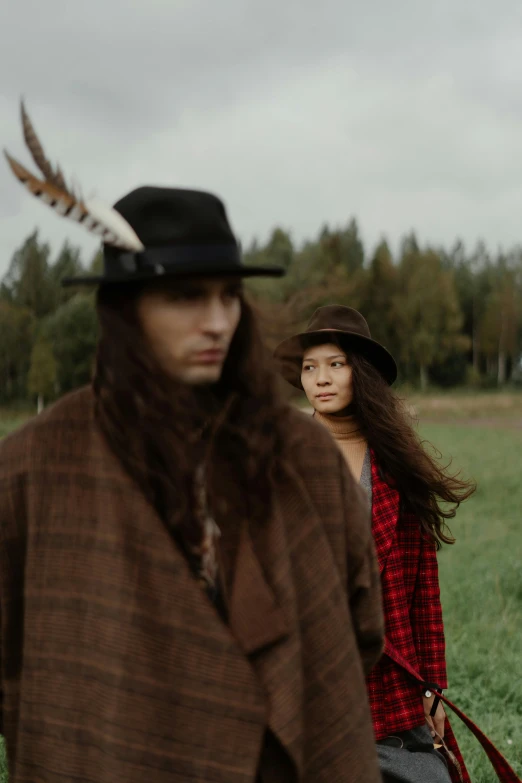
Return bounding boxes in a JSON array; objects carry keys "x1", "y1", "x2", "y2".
[{"x1": 2, "y1": 0, "x2": 522, "y2": 277}]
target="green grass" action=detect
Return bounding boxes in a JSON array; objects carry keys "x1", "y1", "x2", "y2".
[
  {"x1": 0, "y1": 410, "x2": 31, "y2": 440},
  {"x1": 0, "y1": 411, "x2": 520, "y2": 781},
  {"x1": 422, "y1": 423, "x2": 522, "y2": 782}
]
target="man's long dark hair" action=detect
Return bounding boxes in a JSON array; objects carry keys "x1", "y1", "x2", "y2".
[
  {"x1": 93, "y1": 282, "x2": 288, "y2": 549},
  {"x1": 349, "y1": 351, "x2": 475, "y2": 547}
]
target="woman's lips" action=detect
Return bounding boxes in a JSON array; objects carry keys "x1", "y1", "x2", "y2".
[{"x1": 316, "y1": 392, "x2": 336, "y2": 399}]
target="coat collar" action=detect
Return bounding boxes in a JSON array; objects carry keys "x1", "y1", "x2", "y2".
[
  {"x1": 89, "y1": 393, "x2": 303, "y2": 775},
  {"x1": 370, "y1": 450, "x2": 400, "y2": 572},
  {"x1": 90, "y1": 401, "x2": 290, "y2": 661}
]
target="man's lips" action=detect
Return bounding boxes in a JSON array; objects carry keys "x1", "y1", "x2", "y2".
[{"x1": 193, "y1": 349, "x2": 226, "y2": 364}]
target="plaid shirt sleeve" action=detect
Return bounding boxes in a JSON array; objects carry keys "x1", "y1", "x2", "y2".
[{"x1": 409, "y1": 530, "x2": 448, "y2": 690}]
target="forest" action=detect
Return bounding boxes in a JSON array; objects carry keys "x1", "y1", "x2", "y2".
[{"x1": 1, "y1": 217, "x2": 521, "y2": 408}]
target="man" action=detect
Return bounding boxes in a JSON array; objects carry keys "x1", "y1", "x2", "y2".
[{"x1": 0, "y1": 113, "x2": 384, "y2": 782}]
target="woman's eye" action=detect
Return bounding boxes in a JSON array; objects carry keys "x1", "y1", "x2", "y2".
[
  {"x1": 302, "y1": 365, "x2": 314, "y2": 372},
  {"x1": 332, "y1": 362, "x2": 345, "y2": 368}
]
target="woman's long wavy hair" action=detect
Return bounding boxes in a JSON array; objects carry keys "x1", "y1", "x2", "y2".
[
  {"x1": 305, "y1": 335, "x2": 475, "y2": 547},
  {"x1": 93, "y1": 282, "x2": 288, "y2": 549}
]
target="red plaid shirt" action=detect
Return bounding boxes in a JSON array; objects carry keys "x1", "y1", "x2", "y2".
[
  {"x1": 367, "y1": 453, "x2": 448, "y2": 739},
  {"x1": 367, "y1": 454, "x2": 520, "y2": 783},
  {"x1": 368, "y1": 453, "x2": 472, "y2": 782}
]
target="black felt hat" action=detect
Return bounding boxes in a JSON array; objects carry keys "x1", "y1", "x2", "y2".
[
  {"x1": 62, "y1": 186, "x2": 285, "y2": 286},
  {"x1": 274, "y1": 305, "x2": 398, "y2": 387}
]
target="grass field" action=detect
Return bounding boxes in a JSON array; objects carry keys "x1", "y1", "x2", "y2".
[
  {"x1": 0, "y1": 394, "x2": 521, "y2": 781},
  {"x1": 423, "y1": 422, "x2": 521, "y2": 781}
]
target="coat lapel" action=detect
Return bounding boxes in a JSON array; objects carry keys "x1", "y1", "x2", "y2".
[
  {"x1": 371, "y1": 450, "x2": 400, "y2": 573},
  {"x1": 228, "y1": 520, "x2": 289, "y2": 655},
  {"x1": 228, "y1": 471, "x2": 326, "y2": 780}
]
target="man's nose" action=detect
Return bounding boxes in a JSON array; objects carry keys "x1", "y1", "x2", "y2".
[{"x1": 202, "y1": 298, "x2": 230, "y2": 336}]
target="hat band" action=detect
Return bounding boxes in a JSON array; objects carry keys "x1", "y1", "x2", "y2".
[{"x1": 106, "y1": 242, "x2": 241, "y2": 277}]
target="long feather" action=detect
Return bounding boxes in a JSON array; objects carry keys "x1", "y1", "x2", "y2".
[
  {"x1": 5, "y1": 101, "x2": 145, "y2": 252},
  {"x1": 4, "y1": 152, "x2": 144, "y2": 251},
  {"x1": 84, "y1": 198, "x2": 144, "y2": 251},
  {"x1": 20, "y1": 101, "x2": 70, "y2": 194}
]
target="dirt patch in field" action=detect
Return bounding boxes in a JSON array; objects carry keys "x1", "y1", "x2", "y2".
[
  {"x1": 299, "y1": 392, "x2": 522, "y2": 430},
  {"x1": 407, "y1": 393, "x2": 522, "y2": 430},
  {"x1": 420, "y1": 416, "x2": 522, "y2": 430}
]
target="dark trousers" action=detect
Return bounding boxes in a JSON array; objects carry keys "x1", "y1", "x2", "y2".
[{"x1": 377, "y1": 725, "x2": 452, "y2": 783}]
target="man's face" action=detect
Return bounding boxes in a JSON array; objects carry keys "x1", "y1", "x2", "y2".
[{"x1": 137, "y1": 277, "x2": 242, "y2": 384}]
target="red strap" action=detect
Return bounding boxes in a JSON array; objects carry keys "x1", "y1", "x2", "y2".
[{"x1": 384, "y1": 640, "x2": 521, "y2": 782}]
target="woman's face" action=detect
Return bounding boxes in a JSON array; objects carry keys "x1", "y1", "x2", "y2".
[{"x1": 301, "y1": 342, "x2": 353, "y2": 414}]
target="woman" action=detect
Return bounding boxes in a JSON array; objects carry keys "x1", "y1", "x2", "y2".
[{"x1": 275, "y1": 304, "x2": 475, "y2": 783}]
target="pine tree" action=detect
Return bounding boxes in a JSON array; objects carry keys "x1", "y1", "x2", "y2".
[{"x1": 28, "y1": 338, "x2": 57, "y2": 412}]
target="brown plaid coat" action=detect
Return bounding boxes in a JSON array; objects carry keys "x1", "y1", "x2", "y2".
[{"x1": 0, "y1": 387, "x2": 384, "y2": 783}]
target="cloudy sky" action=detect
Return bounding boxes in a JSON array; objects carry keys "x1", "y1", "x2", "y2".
[{"x1": 1, "y1": 0, "x2": 522, "y2": 277}]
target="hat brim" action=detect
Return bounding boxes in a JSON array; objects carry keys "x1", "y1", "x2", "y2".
[
  {"x1": 61, "y1": 263, "x2": 285, "y2": 287},
  {"x1": 274, "y1": 329, "x2": 398, "y2": 387}
]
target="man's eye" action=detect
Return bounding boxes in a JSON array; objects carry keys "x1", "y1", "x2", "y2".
[
  {"x1": 168, "y1": 288, "x2": 201, "y2": 301},
  {"x1": 223, "y1": 286, "x2": 242, "y2": 300}
]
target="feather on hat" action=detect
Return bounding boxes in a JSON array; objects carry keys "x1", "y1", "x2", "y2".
[{"x1": 4, "y1": 100, "x2": 144, "y2": 253}]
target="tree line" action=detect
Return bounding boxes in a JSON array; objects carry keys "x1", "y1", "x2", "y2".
[
  {"x1": 1, "y1": 219, "x2": 521, "y2": 408},
  {"x1": 245, "y1": 221, "x2": 522, "y2": 391}
]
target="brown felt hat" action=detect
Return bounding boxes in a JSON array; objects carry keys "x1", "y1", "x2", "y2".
[{"x1": 274, "y1": 305, "x2": 397, "y2": 388}]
